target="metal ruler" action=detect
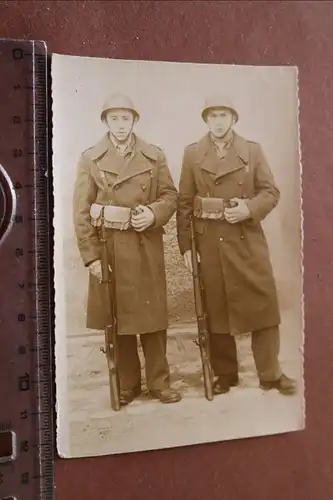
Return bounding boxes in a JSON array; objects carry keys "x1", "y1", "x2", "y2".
[{"x1": 0, "y1": 39, "x2": 54, "y2": 500}]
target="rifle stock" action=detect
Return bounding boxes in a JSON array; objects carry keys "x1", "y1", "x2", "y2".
[
  {"x1": 190, "y1": 217, "x2": 214, "y2": 401},
  {"x1": 99, "y1": 207, "x2": 121, "y2": 411}
]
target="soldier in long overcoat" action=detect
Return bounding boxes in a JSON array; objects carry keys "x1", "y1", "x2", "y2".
[
  {"x1": 176, "y1": 93, "x2": 296, "y2": 396},
  {"x1": 73, "y1": 92, "x2": 181, "y2": 405}
]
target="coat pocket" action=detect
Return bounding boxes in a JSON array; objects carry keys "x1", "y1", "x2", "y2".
[
  {"x1": 194, "y1": 196, "x2": 225, "y2": 220},
  {"x1": 89, "y1": 203, "x2": 132, "y2": 231}
]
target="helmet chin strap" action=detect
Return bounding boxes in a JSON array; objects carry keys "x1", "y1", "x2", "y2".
[
  {"x1": 108, "y1": 120, "x2": 136, "y2": 146},
  {"x1": 109, "y1": 131, "x2": 132, "y2": 145}
]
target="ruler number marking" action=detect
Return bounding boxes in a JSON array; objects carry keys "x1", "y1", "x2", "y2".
[
  {"x1": 15, "y1": 247, "x2": 24, "y2": 258},
  {"x1": 21, "y1": 439, "x2": 29, "y2": 453},
  {"x1": 18, "y1": 373, "x2": 30, "y2": 392},
  {"x1": 15, "y1": 215, "x2": 23, "y2": 224},
  {"x1": 18, "y1": 345, "x2": 27, "y2": 355},
  {"x1": 13, "y1": 115, "x2": 22, "y2": 124},
  {"x1": 12, "y1": 48, "x2": 24, "y2": 60},
  {"x1": 21, "y1": 471, "x2": 30, "y2": 485},
  {"x1": 20, "y1": 410, "x2": 28, "y2": 420},
  {"x1": 13, "y1": 148, "x2": 23, "y2": 158}
]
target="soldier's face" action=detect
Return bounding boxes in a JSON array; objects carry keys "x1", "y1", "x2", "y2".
[
  {"x1": 206, "y1": 108, "x2": 234, "y2": 139},
  {"x1": 105, "y1": 109, "x2": 135, "y2": 142}
]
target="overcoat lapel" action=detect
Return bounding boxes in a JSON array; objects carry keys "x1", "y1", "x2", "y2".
[
  {"x1": 198, "y1": 132, "x2": 250, "y2": 180},
  {"x1": 99, "y1": 150, "x2": 126, "y2": 176},
  {"x1": 196, "y1": 134, "x2": 218, "y2": 175},
  {"x1": 87, "y1": 133, "x2": 125, "y2": 176},
  {"x1": 215, "y1": 149, "x2": 244, "y2": 179},
  {"x1": 113, "y1": 136, "x2": 157, "y2": 187},
  {"x1": 87, "y1": 133, "x2": 157, "y2": 185}
]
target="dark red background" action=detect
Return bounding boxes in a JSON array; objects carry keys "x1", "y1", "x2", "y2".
[{"x1": 1, "y1": 1, "x2": 332, "y2": 499}]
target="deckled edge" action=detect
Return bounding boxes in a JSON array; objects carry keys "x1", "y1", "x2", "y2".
[
  {"x1": 51, "y1": 53, "x2": 71, "y2": 458},
  {"x1": 296, "y1": 65, "x2": 306, "y2": 430}
]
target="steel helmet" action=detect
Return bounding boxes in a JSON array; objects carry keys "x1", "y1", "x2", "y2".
[
  {"x1": 201, "y1": 93, "x2": 239, "y2": 123},
  {"x1": 100, "y1": 92, "x2": 140, "y2": 121}
]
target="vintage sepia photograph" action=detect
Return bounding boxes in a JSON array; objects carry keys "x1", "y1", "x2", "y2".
[{"x1": 52, "y1": 54, "x2": 304, "y2": 458}]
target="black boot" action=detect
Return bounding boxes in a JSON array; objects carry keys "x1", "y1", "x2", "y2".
[
  {"x1": 260, "y1": 374, "x2": 297, "y2": 395},
  {"x1": 213, "y1": 374, "x2": 239, "y2": 395},
  {"x1": 149, "y1": 387, "x2": 182, "y2": 404},
  {"x1": 119, "y1": 384, "x2": 142, "y2": 406}
]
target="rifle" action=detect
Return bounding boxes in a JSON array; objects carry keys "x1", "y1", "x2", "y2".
[
  {"x1": 99, "y1": 206, "x2": 121, "y2": 411},
  {"x1": 190, "y1": 217, "x2": 214, "y2": 401}
]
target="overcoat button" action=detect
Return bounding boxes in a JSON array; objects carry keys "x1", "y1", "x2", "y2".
[
  {"x1": 238, "y1": 181, "x2": 243, "y2": 185},
  {"x1": 220, "y1": 237, "x2": 224, "y2": 242},
  {"x1": 240, "y1": 235, "x2": 245, "y2": 240}
]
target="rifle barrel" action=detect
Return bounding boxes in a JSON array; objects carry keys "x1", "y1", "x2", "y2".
[
  {"x1": 99, "y1": 207, "x2": 121, "y2": 411},
  {"x1": 190, "y1": 216, "x2": 214, "y2": 401}
]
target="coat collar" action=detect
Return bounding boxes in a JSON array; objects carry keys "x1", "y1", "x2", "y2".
[
  {"x1": 87, "y1": 133, "x2": 111, "y2": 161},
  {"x1": 135, "y1": 136, "x2": 158, "y2": 161},
  {"x1": 196, "y1": 131, "x2": 250, "y2": 178},
  {"x1": 87, "y1": 133, "x2": 157, "y2": 184},
  {"x1": 87, "y1": 133, "x2": 158, "y2": 162}
]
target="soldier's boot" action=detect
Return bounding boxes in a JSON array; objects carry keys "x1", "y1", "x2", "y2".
[
  {"x1": 259, "y1": 373, "x2": 297, "y2": 395},
  {"x1": 210, "y1": 333, "x2": 239, "y2": 394},
  {"x1": 140, "y1": 331, "x2": 181, "y2": 403},
  {"x1": 149, "y1": 388, "x2": 182, "y2": 404},
  {"x1": 213, "y1": 373, "x2": 239, "y2": 395},
  {"x1": 119, "y1": 383, "x2": 142, "y2": 406},
  {"x1": 252, "y1": 326, "x2": 297, "y2": 395}
]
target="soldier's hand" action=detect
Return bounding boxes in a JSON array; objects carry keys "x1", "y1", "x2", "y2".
[
  {"x1": 183, "y1": 250, "x2": 200, "y2": 274},
  {"x1": 224, "y1": 197, "x2": 251, "y2": 224},
  {"x1": 88, "y1": 259, "x2": 102, "y2": 282},
  {"x1": 131, "y1": 205, "x2": 155, "y2": 232}
]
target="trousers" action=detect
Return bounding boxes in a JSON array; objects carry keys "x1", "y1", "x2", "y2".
[
  {"x1": 117, "y1": 330, "x2": 170, "y2": 391},
  {"x1": 210, "y1": 325, "x2": 282, "y2": 382}
]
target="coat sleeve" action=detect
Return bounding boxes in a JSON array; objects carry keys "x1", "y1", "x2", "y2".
[
  {"x1": 176, "y1": 146, "x2": 197, "y2": 255},
  {"x1": 245, "y1": 143, "x2": 280, "y2": 223},
  {"x1": 73, "y1": 153, "x2": 100, "y2": 266},
  {"x1": 147, "y1": 150, "x2": 178, "y2": 228}
]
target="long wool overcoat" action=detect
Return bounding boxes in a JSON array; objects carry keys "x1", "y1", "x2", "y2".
[
  {"x1": 73, "y1": 133, "x2": 177, "y2": 335},
  {"x1": 176, "y1": 132, "x2": 281, "y2": 335}
]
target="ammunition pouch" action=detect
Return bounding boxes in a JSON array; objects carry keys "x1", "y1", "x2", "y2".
[
  {"x1": 90, "y1": 203, "x2": 132, "y2": 231},
  {"x1": 193, "y1": 196, "x2": 225, "y2": 220}
]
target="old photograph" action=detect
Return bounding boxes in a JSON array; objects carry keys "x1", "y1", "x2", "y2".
[{"x1": 52, "y1": 54, "x2": 304, "y2": 458}]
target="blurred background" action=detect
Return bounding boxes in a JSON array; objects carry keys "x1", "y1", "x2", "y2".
[{"x1": 52, "y1": 55, "x2": 302, "y2": 337}]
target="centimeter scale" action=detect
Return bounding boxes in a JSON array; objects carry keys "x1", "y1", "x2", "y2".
[{"x1": 0, "y1": 39, "x2": 54, "y2": 500}]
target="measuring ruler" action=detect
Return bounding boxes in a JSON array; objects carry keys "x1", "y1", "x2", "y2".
[{"x1": 0, "y1": 39, "x2": 54, "y2": 499}]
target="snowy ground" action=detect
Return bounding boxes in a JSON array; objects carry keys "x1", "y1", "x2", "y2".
[{"x1": 64, "y1": 312, "x2": 304, "y2": 458}]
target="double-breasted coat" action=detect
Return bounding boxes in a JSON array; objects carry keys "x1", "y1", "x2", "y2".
[
  {"x1": 176, "y1": 132, "x2": 281, "y2": 335},
  {"x1": 73, "y1": 133, "x2": 177, "y2": 335}
]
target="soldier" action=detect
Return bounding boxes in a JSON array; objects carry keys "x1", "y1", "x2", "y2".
[
  {"x1": 73, "y1": 92, "x2": 181, "y2": 406},
  {"x1": 176, "y1": 93, "x2": 297, "y2": 396}
]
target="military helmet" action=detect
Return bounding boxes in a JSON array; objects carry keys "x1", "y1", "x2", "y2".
[
  {"x1": 201, "y1": 93, "x2": 239, "y2": 123},
  {"x1": 100, "y1": 92, "x2": 140, "y2": 121}
]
